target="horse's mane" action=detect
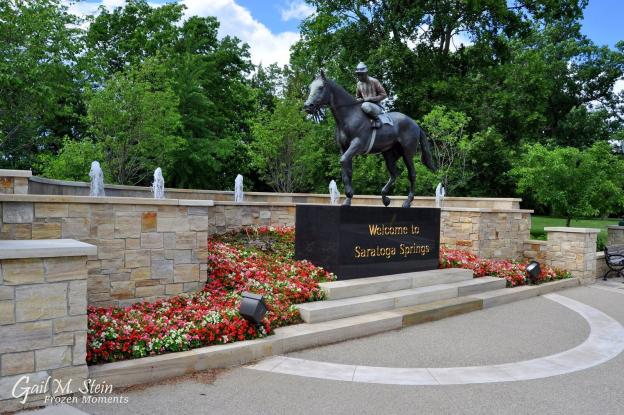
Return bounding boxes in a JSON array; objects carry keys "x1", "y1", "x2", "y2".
[{"x1": 327, "y1": 79, "x2": 357, "y2": 105}]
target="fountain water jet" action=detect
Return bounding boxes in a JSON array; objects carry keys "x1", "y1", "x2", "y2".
[
  {"x1": 89, "y1": 161, "x2": 105, "y2": 197},
  {"x1": 234, "y1": 175, "x2": 244, "y2": 203},
  {"x1": 152, "y1": 168, "x2": 165, "y2": 199},
  {"x1": 435, "y1": 183, "x2": 445, "y2": 208},
  {"x1": 329, "y1": 180, "x2": 340, "y2": 205}
]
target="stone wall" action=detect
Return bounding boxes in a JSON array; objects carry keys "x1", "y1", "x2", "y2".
[
  {"x1": 0, "y1": 195, "x2": 297, "y2": 307},
  {"x1": 0, "y1": 240, "x2": 95, "y2": 413},
  {"x1": 441, "y1": 209, "x2": 531, "y2": 260},
  {"x1": 0, "y1": 170, "x2": 30, "y2": 195},
  {"x1": 523, "y1": 227, "x2": 599, "y2": 284},
  {"x1": 0, "y1": 193, "x2": 533, "y2": 305}
]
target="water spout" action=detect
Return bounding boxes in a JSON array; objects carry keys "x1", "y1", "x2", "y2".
[
  {"x1": 329, "y1": 180, "x2": 340, "y2": 205},
  {"x1": 435, "y1": 183, "x2": 445, "y2": 208},
  {"x1": 89, "y1": 161, "x2": 105, "y2": 197},
  {"x1": 152, "y1": 167, "x2": 165, "y2": 199},
  {"x1": 234, "y1": 174, "x2": 244, "y2": 203}
]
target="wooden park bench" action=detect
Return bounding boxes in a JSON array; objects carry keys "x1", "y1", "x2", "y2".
[{"x1": 603, "y1": 244, "x2": 624, "y2": 280}]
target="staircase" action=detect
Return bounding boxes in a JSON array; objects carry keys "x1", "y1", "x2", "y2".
[{"x1": 297, "y1": 269, "x2": 506, "y2": 323}]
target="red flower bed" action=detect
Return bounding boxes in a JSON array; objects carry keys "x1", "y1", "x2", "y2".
[
  {"x1": 440, "y1": 247, "x2": 571, "y2": 287},
  {"x1": 87, "y1": 226, "x2": 334, "y2": 364},
  {"x1": 87, "y1": 227, "x2": 571, "y2": 364}
]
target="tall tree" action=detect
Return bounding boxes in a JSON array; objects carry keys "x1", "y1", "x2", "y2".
[
  {"x1": 86, "y1": 60, "x2": 184, "y2": 185},
  {"x1": 85, "y1": 4, "x2": 256, "y2": 189},
  {"x1": 0, "y1": 0, "x2": 85, "y2": 169}
]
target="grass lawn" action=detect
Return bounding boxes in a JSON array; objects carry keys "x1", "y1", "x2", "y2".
[{"x1": 531, "y1": 216, "x2": 620, "y2": 249}]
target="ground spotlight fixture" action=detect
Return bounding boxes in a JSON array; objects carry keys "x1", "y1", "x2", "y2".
[
  {"x1": 526, "y1": 261, "x2": 541, "y2": 285},
  {"x1": 239, "y1": 292, "x2": 267, "y2": 327}
]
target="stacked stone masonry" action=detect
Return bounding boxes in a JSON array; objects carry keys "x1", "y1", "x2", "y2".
[
  {"x1": 0, "y1": 197, "x2": 297, "y2": 307},
  {"x1": 523, "y1": 227, "x2": 599, "y2": 284},
  {"x1": 440, "y1": 209, "x2": 531, "y2": 260},
  {"x1": 0, "y1": 170, "x2": 30, "y2": 195},
  {"x1": 0, "y1": 240, "x2": 93, "y2": 413}
]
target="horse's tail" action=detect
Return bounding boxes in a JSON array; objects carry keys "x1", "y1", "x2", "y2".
[{"x1": 419, "y1": 128, "x2": 437, "y2": 172}]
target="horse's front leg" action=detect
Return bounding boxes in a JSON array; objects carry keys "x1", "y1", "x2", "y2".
[{"x1": 340, "y1": 138, "x2": 364, "y2": 206}]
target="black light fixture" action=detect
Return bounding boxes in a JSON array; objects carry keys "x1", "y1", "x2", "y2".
[
  {"x1": 239, "y1": 292, "x2": 267, "y2": 326},
  {"x1": 526, "y1": 261, "x2": 541, "y2": 285}
]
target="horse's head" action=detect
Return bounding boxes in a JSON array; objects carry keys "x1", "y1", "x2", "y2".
[{"x1": 303, "y1": 70, "x2": 331, "y2": 114}]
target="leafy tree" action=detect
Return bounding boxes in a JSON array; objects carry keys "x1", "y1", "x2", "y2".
[
  {"x1": 85, "y1": 60, "x2": 184, "y2": 185},
  {"x1": 464, "y1": 127, "x2": 514, "y2": 196},
  {"x1": 168, "y1": 17, "x2": 255, "y2": 190},
  {"x1": 36, "y1": 138, "x2": 107, "y2": 182},
  {"x1": 86, "y1": 4, "x2": 257, "y2": 190},
  {"x1": 511, "y1": 141, "x2": 624, "y2": 226},
  {"x1": 0, "y1": 0, "x2": 85, "y2": 169},
  {"x1": 252, "y1": 63, "x2": 288, "y2": 112},
  {"x1": 420, "y1": 106, "x2": 471, "y2": 195},
  {"x1": 84, "y1": 0, "x2": 185, "y2": 79},
  {"x1": 250, "y1": 98, "x2": 329, "y2": 192}
]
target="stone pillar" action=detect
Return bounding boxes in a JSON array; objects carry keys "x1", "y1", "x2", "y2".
[
  {"x1": 0, "y1": 239, "x2": 96, "y2": 413},
  {"x1": 607, "y1": 225, "x2": 624, "y2": 245},
  {"x1": 0, "y1": 169, "x2": 31, "y2": 195},
  {"x1": 544, "y1": 227, "x2": 599, "y2": 284}
]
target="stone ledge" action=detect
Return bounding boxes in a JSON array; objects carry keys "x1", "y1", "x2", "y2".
[
  {"x1": 177, "y1": 199, "x2": 214, "y2": 206},
  {"x1": 524, "y1": 239, "x2": 547, "y2": 245},
  {"x1": 544, "y1": 227, "x2": 600, "y2": 234},
  {"x1": 0, "y1": 194, "x2": 213, "y2": 206},
  {"x1": 607, "y1": 225, "x2": 624, "y2": 230},
  {"x1": 442, "y1": 207, "x2": 534, "y2": 213},
  {"x1": 0, "y1": 239, "x2": 97, "y2": 259},
  {"x1": 0, "y1": 169, "x2": 32, "y2": 177}
]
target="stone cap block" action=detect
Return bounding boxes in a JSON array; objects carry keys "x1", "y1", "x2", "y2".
[
  {"x1": 544, "y1": 227, "x2": 600, "y2": 234},
  {"x1": 524, "y1": 239, "x2": 547, "y2": 245},
  {"x1": 0, "y1": 169, "x2": 32, "y2": 177},
  {"x1": 178, "y1": 199, "x2": 214, "y2": 206},
  {"x1": 607, "y1": 225, "x2": 624, "y2": 230},
  {"x1": 0, "y1": 239, "x2": 97, "y2": 259}
]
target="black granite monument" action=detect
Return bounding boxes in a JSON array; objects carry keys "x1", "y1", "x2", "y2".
[{"x1": 295, "y1": 205, "x2": 440, "y2": 279}]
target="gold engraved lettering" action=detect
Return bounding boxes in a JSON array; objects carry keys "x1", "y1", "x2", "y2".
[
  {"x1": 354, "y1": 245, "x2": 396, "y2": 259},
  {"x1": 399, "y1": 243, "x2": 431, "y2": 257}
]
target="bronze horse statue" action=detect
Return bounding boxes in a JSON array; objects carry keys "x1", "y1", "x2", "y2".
[{"x1": 303, "y1": 71, "x2": 436, "y2": 208}]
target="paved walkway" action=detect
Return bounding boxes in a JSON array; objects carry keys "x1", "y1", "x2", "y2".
[{"x1": 21, "y1": 282, "x2": 624, "y2": 415}]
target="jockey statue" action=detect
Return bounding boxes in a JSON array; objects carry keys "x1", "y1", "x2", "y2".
[{"x1": 355, "y1": 62, "x2": 387, "y2": 129}]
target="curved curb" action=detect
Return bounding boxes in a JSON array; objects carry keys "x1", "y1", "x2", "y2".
[{"x1": 246, "y1": 294, "x2": 624, "y2": 385}]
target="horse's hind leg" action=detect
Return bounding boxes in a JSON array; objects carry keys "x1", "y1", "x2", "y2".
[
  {"x1": 401, "y1": 153, "x2": 416, "y2": 208},
  {"x1": 381, "y1": 149, "x2": 399, "y2": 206}
]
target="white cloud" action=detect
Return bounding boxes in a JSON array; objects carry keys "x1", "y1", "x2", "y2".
[
  {"x1": 281, "y1": 0, "x2": 314, "y2": 21},
  {"x1": 615, "y1": 79, "x2": 624, "y2": 94},
  {"x1": 181, "y1": 0, "x2": 299, "y2": 66},
  {"x1": 64, "y1": 0, "x2": 299, "y2": 66}
]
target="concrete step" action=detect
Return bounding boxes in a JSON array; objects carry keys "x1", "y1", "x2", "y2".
[
  {"x1": 453, "y1": 276, "x2": 507, "y2": 295},
  {"x1": 321, "y1": 268, "x2": 474, "y2": 300},
  {"x1": 472, "y1": 277, "x2": 580, "y2": 308},
  {"x1": 297, "y1": 276, "x2": 502, "y2": 323}
]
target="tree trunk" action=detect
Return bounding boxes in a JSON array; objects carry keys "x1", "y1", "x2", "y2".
[{"x1": 566, "y1": 217, "x2": 572, "y2": 227}]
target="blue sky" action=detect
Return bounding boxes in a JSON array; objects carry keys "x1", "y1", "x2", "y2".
[
  {"x1": 68, "y1": 0, "x2": 623, "y2": 66},
  {"x1": 581, "y1": 0, "x2": 623, "y2": 49}
]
